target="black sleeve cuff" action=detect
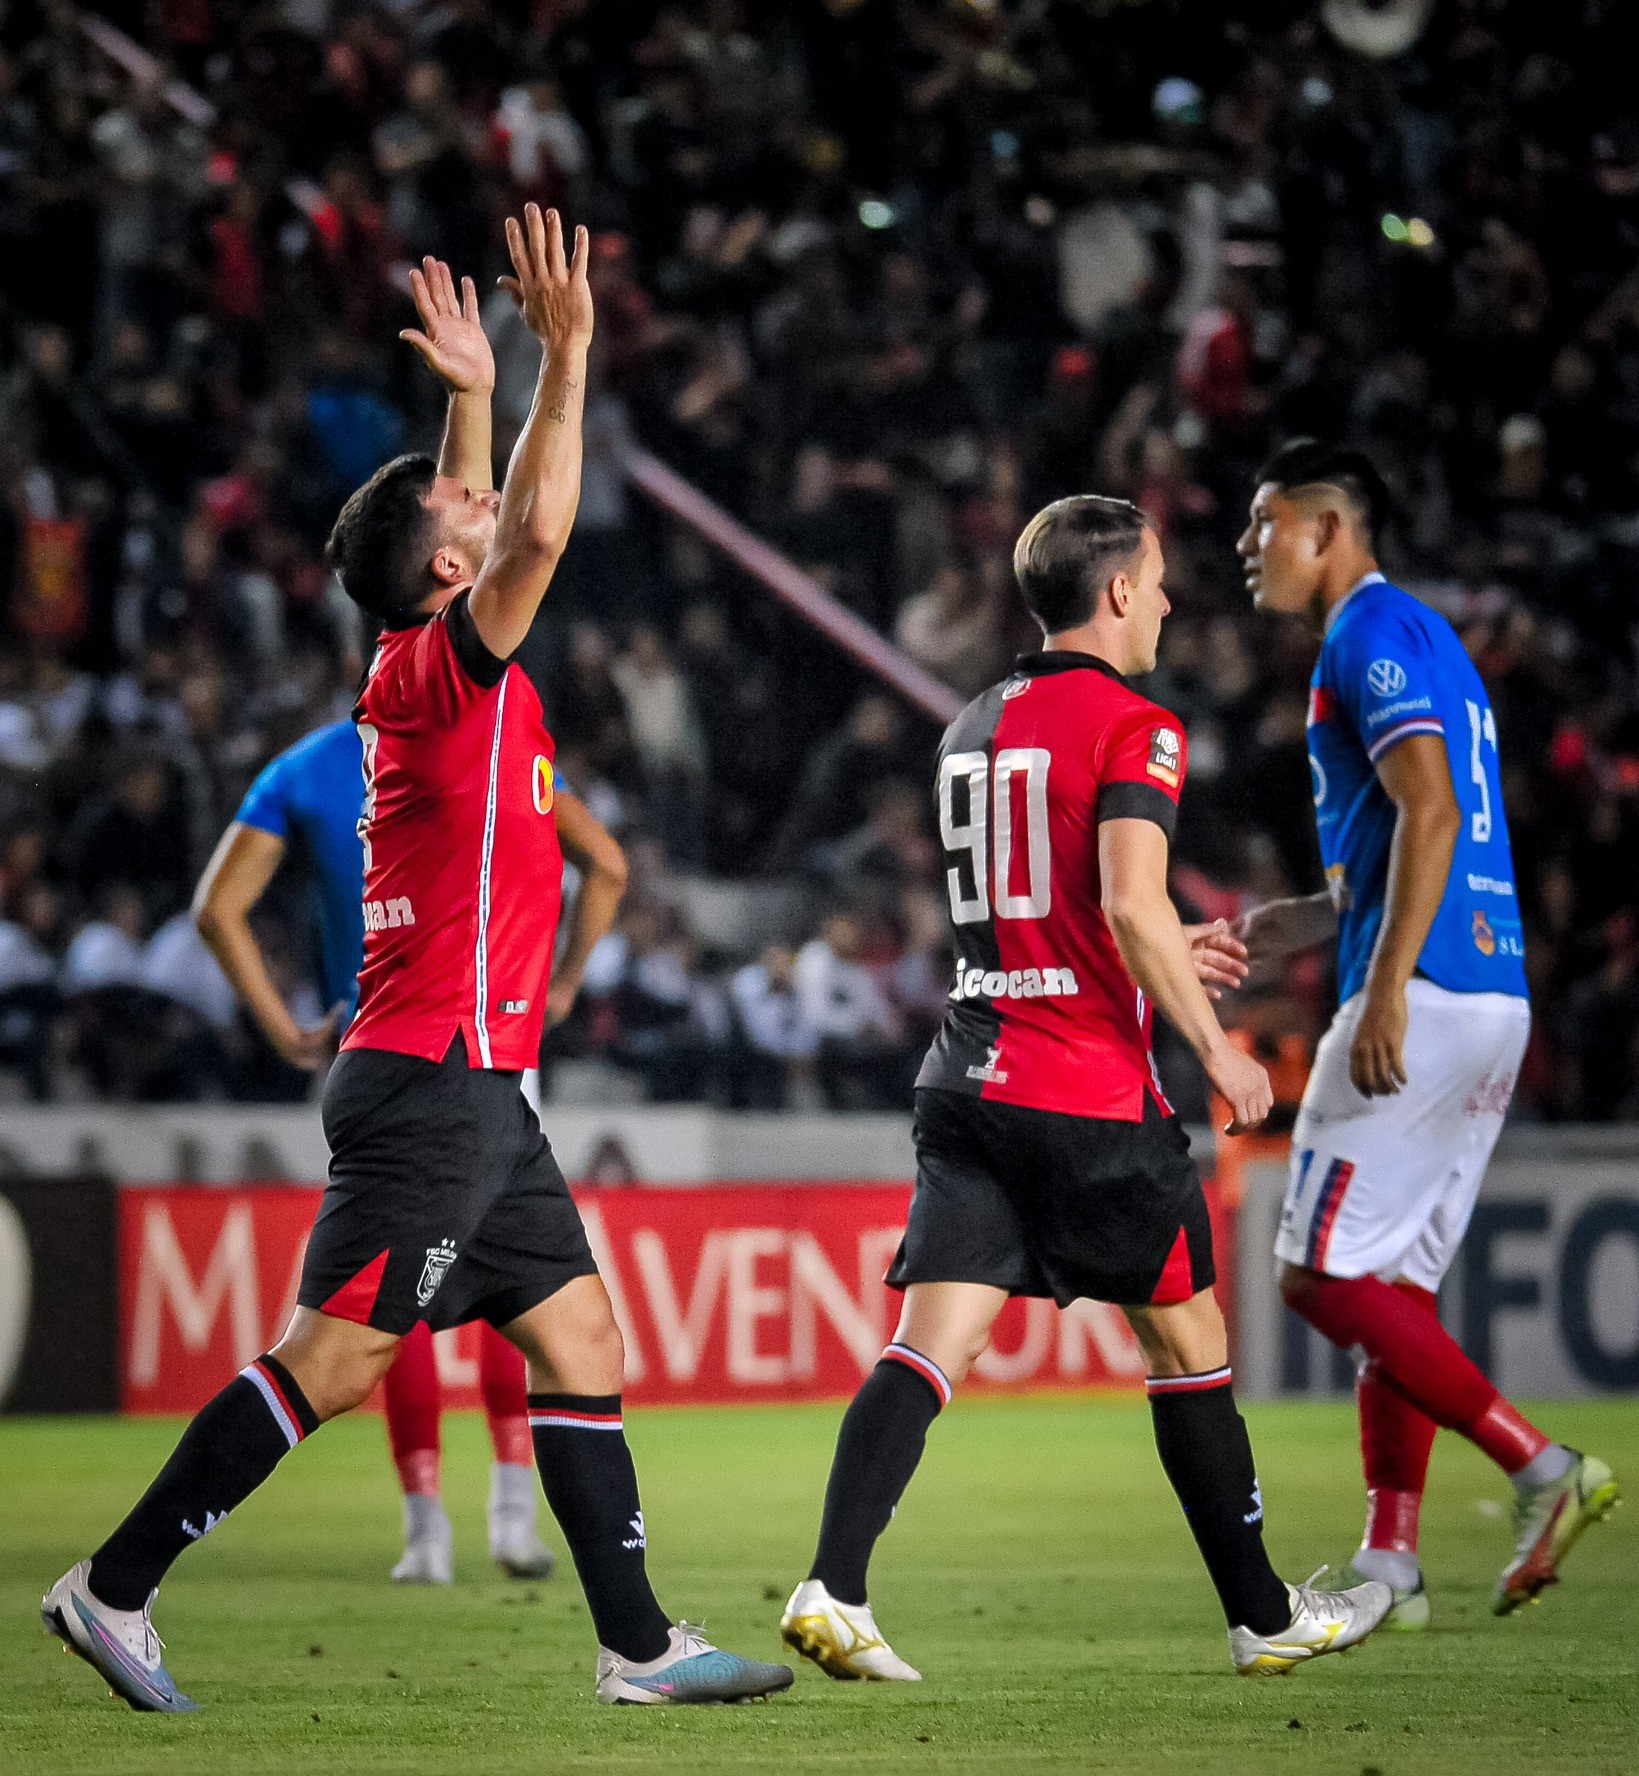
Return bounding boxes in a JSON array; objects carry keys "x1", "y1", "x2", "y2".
[
  {"x1": 445, "y1": 591, "x2": 510, "y2": 689},
  {"x1": 1096, "y1": 780, "x2": 1178, "y2": 840}
]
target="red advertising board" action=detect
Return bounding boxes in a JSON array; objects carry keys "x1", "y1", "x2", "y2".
[{"x1": 118, "y1": 1182, "x2": 1232, "y2": 1414}]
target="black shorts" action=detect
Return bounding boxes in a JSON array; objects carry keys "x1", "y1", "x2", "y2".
[
  {"x1": 300, "y1": 1036, "x2": 597, "y2": 1334},
  {"x1": 886, "y1": 1088, "x2": 1215, "y2": 1308}
]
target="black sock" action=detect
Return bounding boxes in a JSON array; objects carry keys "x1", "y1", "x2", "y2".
[
  {"x1": 1147, "y1": 1368, "x2": 1291, "y2": 1633},
  {"x1": 89, "y1": 1355, "x2": 318, "y2": 1611},
  {"x1": 809, "y1": 1344, "x2": 950, "y2": 1606},
  {"x1": 528, "y1": 1394, "x2": 672, "y2": 1662}
]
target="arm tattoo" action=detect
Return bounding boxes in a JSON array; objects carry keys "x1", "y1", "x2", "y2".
[{"x1": 547, "y1": 378, "x2": 578, "y2": 426}]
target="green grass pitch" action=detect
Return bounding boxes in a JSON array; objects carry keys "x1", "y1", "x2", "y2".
[{"x1": 3, "y1": 1397, "x2": 1634, "y2": 1775}]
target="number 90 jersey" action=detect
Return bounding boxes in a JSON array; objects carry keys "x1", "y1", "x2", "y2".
[
  {"x1": 1308, "y1": 573, "x2": 1527, "y2": 1004},
  {"x1": 916, "y1": 651, "x2": 1188, "y2": 1121}
]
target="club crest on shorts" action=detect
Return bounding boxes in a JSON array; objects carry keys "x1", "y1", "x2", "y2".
[
  {"x1": 417, "y1": 1239, "x2": 458, "y2": 1307},
  {"x1": 1146, "y1": 726, "x2": 1181, "y2": 787}
]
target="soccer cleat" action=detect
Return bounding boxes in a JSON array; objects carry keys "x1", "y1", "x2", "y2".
[
  {"x1": 595, "y1": 1622, "x2": 794, "y2": 1704},
  {"x1": 391, "y1": 1493, "x2": 454, "y2": 1584},
  {"x1": 1313, "y1": 1559, "x2": 1429, "y2": 1632},
  {"x1": 487, "y1": 1463, "x2": 555, "y2": 1579},
  {"x1": 1493, "y1": 1450, "x2": 1620, "y2": 1615},
  {"x1": 1229, "y1": 1570, "x2": 1393, "y2": 1675},
  {"x1": 488, "y1": 1512, "x2": 555, "y2": 1579},
  {"x1": 779, "y1": 1578, "x2": 921, "y2": 1681},
  {"x1": 42, "y1": 1561, "x2": 199, "y2": 1713}
]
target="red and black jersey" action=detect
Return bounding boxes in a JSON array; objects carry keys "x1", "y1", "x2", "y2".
[
  {"x1": 342, "y1": 592, "x2": 563, "y2": 1071},
  {"x1": 916, "y1": 650, "x2": 1187, "y2": 1120}
]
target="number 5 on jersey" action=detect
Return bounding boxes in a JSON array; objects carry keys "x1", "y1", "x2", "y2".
[{"x1": 939, "y1": 748, "x2": 1051, "y2": 925}]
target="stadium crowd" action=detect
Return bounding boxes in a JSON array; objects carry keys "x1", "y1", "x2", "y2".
[{"x1": 1, "y1": 0, "x2": 1637, "y2": 1118}]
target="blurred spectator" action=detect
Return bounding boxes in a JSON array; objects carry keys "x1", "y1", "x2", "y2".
[
  {"x1": 794, "y1": 909, "x2": 909, "y2": 1111},
  {"x1": 0, "y1": 0, "x2": 1634, "y2": 1115},
  {"x1": 728, "y1": 944, "x2": 817, "y2": 1109}
]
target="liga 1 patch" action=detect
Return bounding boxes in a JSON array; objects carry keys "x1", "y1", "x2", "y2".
[{"x1": 1146, "y1": 726, "x2": 1181, "y2": 787}]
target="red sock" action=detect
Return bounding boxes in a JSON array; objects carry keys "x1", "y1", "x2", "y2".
[
  {"x1": 479, "y1": 1323, "x2": 532, "y2": 1467},
  {"x1": 384, "y1": 1321, "x2": 441, "y2": 1496},
  {"x1": 1285, "y1": 1270, "x2": 1549, "y2": 1474},
  {"x1": 1359, "y1": 1282, "x2": 1439, "y2": 1551}
]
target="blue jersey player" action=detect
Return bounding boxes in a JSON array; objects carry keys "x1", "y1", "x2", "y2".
[{"x1": 1237, "y1": 442, "x2": 1617, "y2": 1630}]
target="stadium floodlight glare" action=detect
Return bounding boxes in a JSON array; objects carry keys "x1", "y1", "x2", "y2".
[
  {"x1": 859, "y1": 199, "x2": 895, "y2": 230},
  {"x1": 1381, "y1": 212, "x2": 1410, "y2": 242}
]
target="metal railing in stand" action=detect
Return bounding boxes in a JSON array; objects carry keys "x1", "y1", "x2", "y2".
[
  {"x1": 622, "y1": 448, "x2": 963, "y2": 727},
  {"x1": 72, "y1": 7, "x2": 965, "y2": 729}
]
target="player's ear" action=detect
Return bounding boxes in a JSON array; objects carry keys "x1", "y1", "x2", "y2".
[
  {"x1": 1108, "y1": 571, "x2": 1131, "y2": 616},
  {"x1": 429, "y1": 544, "x2": 466, "y2": 587}
]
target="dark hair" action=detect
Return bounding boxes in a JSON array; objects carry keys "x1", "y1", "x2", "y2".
[
  {"x1": 1255, "y1": 439, "x2": 1391, "y2": 542},
  {"x1": 324, "y1": 453, "x2": 438, "y2": 621},
  {"x1": 1011, "y1": 495, "x2": 1150, "y2": 632}
]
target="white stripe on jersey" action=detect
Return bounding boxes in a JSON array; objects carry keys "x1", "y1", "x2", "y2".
[{"x1": 473, "y1": 675, "x2": 509, "y2": 1067}]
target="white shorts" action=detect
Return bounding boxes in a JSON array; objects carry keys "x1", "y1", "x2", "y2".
[{"x1": 1275, "y1": 978, "x2": 1530, "y2": 1290}]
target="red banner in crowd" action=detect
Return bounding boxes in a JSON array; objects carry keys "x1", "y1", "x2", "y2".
[{"x1": 117, "y1": 1182, "x2": 1232, "y2": 1414}]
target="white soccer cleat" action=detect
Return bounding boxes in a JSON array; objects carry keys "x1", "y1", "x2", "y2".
[
  {"x1": 488, "y1": 1512, "x2": 555, "y2": 1580},
  {"x1": 595, "y1": 1621, "x2": 794, "y2": 1704},
  {"x1": 41, "y1": 1561, "x2": 198, "y2": 1712},
  {"x1": 391, "y1": 1494, "x2": 453, "y2": 1584},
  {"x1": 487, "y1": 1462, "x2": 555, "y2": 1579},
  {"x1": 1229, "y1": 1570, "x2": 1393, "y2": 1676},
  {"x1": 780, "y1": 1578, "x2": 921, "y2": 1681}
]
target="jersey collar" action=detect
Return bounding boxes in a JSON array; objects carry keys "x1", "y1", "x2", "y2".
[
  {"x1": 1012, "y1": 650, "x2": 1126, "y2": 682},
  {"x1": 1324, "y1": 570, "x2": 1388, "y2": 635}
]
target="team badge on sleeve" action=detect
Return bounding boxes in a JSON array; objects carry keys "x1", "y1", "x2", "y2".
[
  {"x1": 532, "y1": 755, "x2": 555, "y2": 815},
  {"x1": 1146, "y1": 727, "x2": 1182, "y2": 788}
]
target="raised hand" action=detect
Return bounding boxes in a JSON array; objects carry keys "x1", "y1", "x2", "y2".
[
  {"x1": 399, "y1": 256, "x2": 495, "y2": 395},
  {"x1": 497, "y1": 204, "x2": 594, "y2": 352}
]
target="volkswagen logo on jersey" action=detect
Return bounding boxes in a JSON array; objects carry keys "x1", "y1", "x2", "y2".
[
  {"x1": 1367, "y1": 657, "x2": 1407, "y2": 696},
  {"x1": 532, "y1": 755, "x2": 555, "y2": 815},
  {"x1": 416, "y1": 1239, "x2": 458, "y2": 1307}
]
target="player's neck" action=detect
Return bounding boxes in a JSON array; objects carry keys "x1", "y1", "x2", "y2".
[
  {"x1": 1314, "y1": 546, "x2": 1381, "y2": 631},
  {"x1": 1041, "y1": 620, "x2": 1134, "y2": 676}
]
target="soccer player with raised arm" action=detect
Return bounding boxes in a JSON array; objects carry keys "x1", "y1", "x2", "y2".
[
  {"x1": 781, "y1": 495, "x2": 1394, "y2": 1681},
  {"x1": 1236, "y1": 440, "x2": 1619, "y2": 1627},
  {"x1": 44, "y1": 207, "x2": 791, "y2": 1712}
]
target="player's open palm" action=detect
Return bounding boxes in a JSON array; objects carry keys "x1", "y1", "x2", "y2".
[
  {"x1": 498, "y1": 203, "x2": 594, "y2": 353},
  {"x1": 399, "y1": 257, "x2": 495, "y2": 394},
  {"x1": 1206, "y1": 1041, "x2": 1274, "y2": 1135}
]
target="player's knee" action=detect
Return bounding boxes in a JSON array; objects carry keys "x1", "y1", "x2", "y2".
[
  {"x1": 271, "y1": 1312, "x2": 397, "y2": 1421},
  {"x1": 1278, "y1": 1261, "x2": 1316, "y2": 1310},
  {"x1": 578, "y1": 1312, "x2": 625, "y2": 1392}
]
